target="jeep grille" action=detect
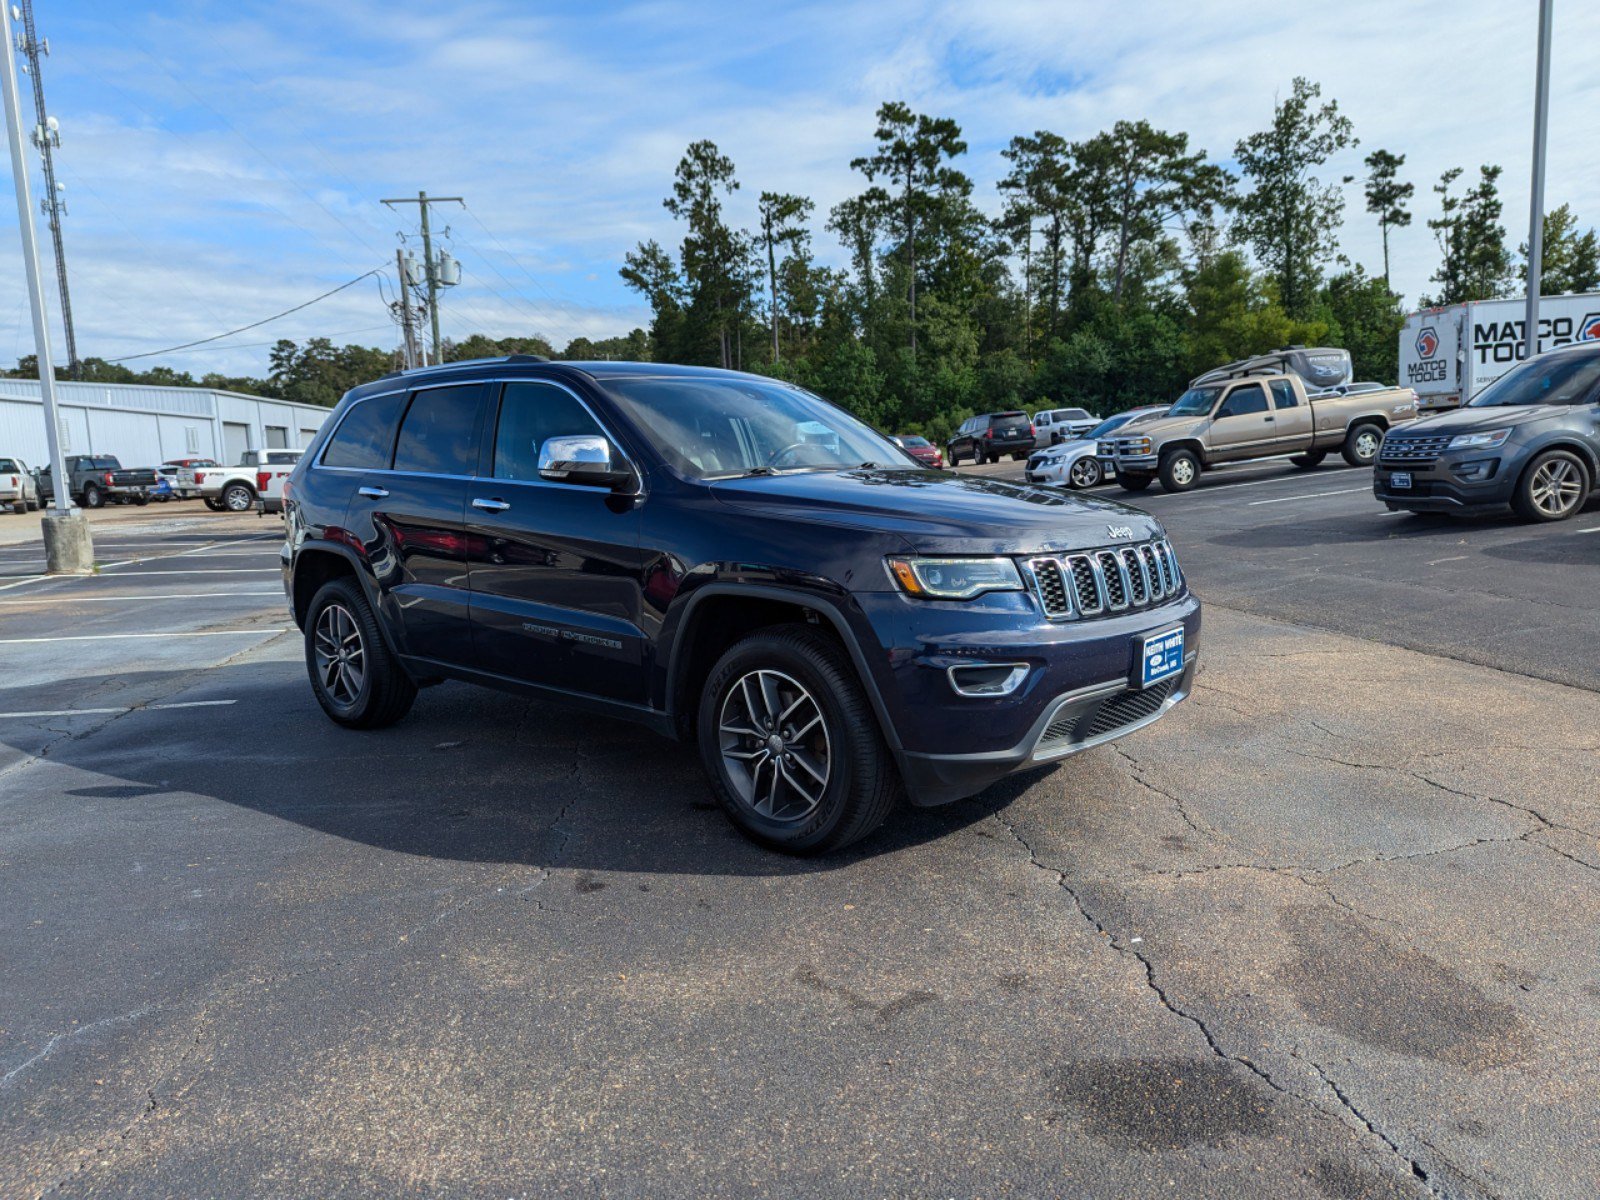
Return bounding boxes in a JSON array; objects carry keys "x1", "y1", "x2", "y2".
[{"x1": 1024, "y1": 539, "x2": 1181, "y2": 621}]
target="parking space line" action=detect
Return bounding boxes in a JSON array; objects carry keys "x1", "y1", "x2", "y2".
[
  {"x1": 1579, "y1": 525, "x2": 1600, "y2": 534},
  {"x1": 1247, "y1": 486, "x2": 1371, "y2": 506},
  {"x1": 1130, "y1": 471, "x2": 1364, "y2": 499},
  {"x1": 0, "y1": 629, "x2": 288, "y2": 645},
  {"x1": 0, "y1": 700, "x2": 239, "y2": 719},
  {"x1": 0, "y1": 592, "x2": 281, "y2": 605}
]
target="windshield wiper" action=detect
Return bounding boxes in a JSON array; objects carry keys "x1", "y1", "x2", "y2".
[{"x1": 857, "y1": 461, "x2": 879, "y2": 469}]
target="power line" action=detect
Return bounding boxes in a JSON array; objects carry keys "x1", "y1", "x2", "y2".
[{"x1": 108, "y1": 269, "x2": 384, "y2": 362}]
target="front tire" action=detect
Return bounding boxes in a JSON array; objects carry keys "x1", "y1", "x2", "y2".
[
  {"x1": 1117, "y1": 472, "x2": 1153, "y2": 493},
  {"x1": 204, "y1": 497, "x2": 226, "y2": 511},
  {"x1": 1067, "y1": 457, "x2": 1103, "y2": 489},
  {"x1": 1342, "y1": 423, "x2": 1383, "y2": 468},
  {"x1": 81, "y1": 483, "x2": 104, "y2": 509},
  {"x1": 698, "y1": 626, "x2": 900, "y2": 855},
  {"x1": 1159, "y1": 449, "x2": 1201, "y2": 493},
  {"x1": 304, "y1": 578, "x2": 417, "y2": 729},
  {"x1": 1512, "y1": 449, "x2": 1589, "y2": 523}
]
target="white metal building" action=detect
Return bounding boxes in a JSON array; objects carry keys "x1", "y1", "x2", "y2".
[{"x1": 0, "y1": 378, "x2": 332, "y2": 468}]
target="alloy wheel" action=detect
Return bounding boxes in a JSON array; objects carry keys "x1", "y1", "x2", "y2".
[
  {"x1": 1069, "y1": 458, "x2": 1101, "y2": 488},
  {"x1": 1355, "y1": 430, "x2": 1381, "y2": 461},
  {"x1": 718, "y1": 669, "x2": 831, "y2": 822},
  {"x1": 1171, "y1": 457, "x2": 1196, "y2": 486},
  {"x1": 1530, "y1": 458, "x2": 1583, "y2": 517},
  {"x1": 224, "y1": 486, "x2": 253, "y2": 512},
  {"x1": 314, "y1": 603, "x2": 366, "y2": 708}
]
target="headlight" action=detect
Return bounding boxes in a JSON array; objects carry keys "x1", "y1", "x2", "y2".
[
  {"x1": 886, "y1": 556, "x2": 1023, "y2": 600},
  {"x1": 1126, "y1": 437, "x2": 1152, "y2": 454},
  {"x1": 1447, "y1": 428, "x2": 1512, "y2": 451}
]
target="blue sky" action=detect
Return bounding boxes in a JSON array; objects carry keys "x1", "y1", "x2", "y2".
[{"x1": 3, "y1": 0, "x2": 1598, "y2": 377}]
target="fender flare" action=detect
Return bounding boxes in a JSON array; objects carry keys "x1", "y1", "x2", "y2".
[
  {"x1": 661, "y1": 581, "x2": 903, "y2": 752},
  {"x1": 288, "y1": 541, "x2": 404, "y2": 660}
]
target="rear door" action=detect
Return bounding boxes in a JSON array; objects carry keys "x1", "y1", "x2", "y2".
[
  {"x1": 1266, "y1": 379, "x2": 1313, "y2": 449},
  {"x1": 466, "y1": 379, "x2": 646, "y2": 703},
  {"x1": 1207, "y1": 382, "x2": 1275, "y2": 460}
]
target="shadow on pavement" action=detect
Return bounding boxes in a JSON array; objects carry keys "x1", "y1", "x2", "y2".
[{"x1": 1, "y1": 661, "x2": 1041, "y2": 879}]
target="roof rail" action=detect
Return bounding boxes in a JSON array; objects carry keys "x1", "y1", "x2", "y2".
[{"x1": 378, "y1": 353, "x2": 550, "y2": 380}]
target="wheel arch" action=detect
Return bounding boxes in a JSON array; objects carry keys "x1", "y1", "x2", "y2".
[{"x1": 662, "y1": 583, "x2": 901, "y2": 754}]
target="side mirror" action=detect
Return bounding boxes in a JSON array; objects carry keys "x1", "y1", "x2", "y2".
[{"x1": 538, "y1": 434, "x2": 633, "y2": 490}]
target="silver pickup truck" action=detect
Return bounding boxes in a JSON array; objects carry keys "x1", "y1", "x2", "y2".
[{"x1": 1106, "y1": 372, "x2": 1419, "y2": 493}]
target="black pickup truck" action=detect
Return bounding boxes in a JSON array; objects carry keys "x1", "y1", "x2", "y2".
[{"x1": 35, "y1": 455, "x2": 159, "y2": 508}]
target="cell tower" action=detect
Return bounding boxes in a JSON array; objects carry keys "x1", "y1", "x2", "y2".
[{"x1": 12, "y1": 0, "x2": 78, "y2": 376}]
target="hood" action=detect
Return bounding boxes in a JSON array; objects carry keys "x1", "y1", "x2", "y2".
[
  {"x1": 1405, "y1": 405, "x2": 1558, "y2": 435},
  {"x1": 1113, "y1": 414, "x2": 1210, "y2": 442},
  {"x1": 1038, "y1": 438, "x2": 1098, "y2": 460},
  {"x1": 710, "y1": 468, "x2": 1163, "y2": 554}
]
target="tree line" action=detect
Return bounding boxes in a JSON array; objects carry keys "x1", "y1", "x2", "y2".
[
  {"x1": 618, "y1": 78, "x2": 1600, "y2": 443},
  {"x1": 9, "y1": 76, "x2": 1599, "y2": 438}
]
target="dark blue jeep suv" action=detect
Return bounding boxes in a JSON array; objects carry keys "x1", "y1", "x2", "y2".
[{"x1": 282, "y1": 357, "x2": 1200, "y2": 853}]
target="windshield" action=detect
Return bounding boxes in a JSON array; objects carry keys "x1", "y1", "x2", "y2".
[
  {"x1": 1167, "y1": 386, "x2": 1221, "y2": 418},
  {"x1": 899, "y1": 435, "x2": 930, "y2": 447},
  {"x1": 1062, "y1": 408, "x2": 1090, "y2": 421},
  {"x1": 1468, "y1": 352, "x2": 1600, "y2": 408},
  {"x1": 1087, "y1": 413, "x2": 1135, "y2": 439},
  {"x1": 600, "y1": 376, "x2": 906, "y2": 481}
]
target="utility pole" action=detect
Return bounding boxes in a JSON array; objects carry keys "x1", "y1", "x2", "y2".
[
  {"x1": 2, "y1": 0, "x2": 90, "y2": 570},
  {"x1": 14, "y1": 0, "x2": 78, "y2": 377},
  {"x1": 392, "y1": 248, "x2": 422, "y2": 369},
  {"x1": 1524, "y1": 0, "x2": 1554, "y2": 361},
  {"x1": 381, "y1": 191, "x2": 462, "y2": 364}
]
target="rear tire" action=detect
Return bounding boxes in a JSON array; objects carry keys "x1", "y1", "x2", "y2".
[
  {"x1": 222, "y1": 482, "x2": 255, "y2": 512},
  {"x1": 304, "y1": 578, "x2": 417, "y2": 729},
  {"x1": 1011, "y1": 452, "x2": 1027, "y2": 462},
  {"x1": 1289, "y1": 451, "x2": 1327, "y2": 469},
  {"x1": 1159, "y1": 449, "x2": 1201, "y2": 493},
  {"x1": 1342, "y1": 423, "x2": 1383, "y2": 468},
  {"x1": 1117, "y1": 472, "x2": 1153, "y2": 493},
  {"x1": 698, "y1": 625, "x2": 900, "y2": 855},
  {"x1": 1511, "y1": 449, "x2": 1589, "y2": 523},
  {"x1": 81, "y1": 483, "x2": 103, "y2": 509}
]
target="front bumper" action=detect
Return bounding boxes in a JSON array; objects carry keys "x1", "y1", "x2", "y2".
[
  {"x1": 853, "y1": 589, "x2": 1202, "y2": 805},
  {"x1": 1111, "y1": 453, "x2": 1159, "y2": 473},
  {"x1": 1373, "y1": 456, "x2": 1513, "y2": 512}
]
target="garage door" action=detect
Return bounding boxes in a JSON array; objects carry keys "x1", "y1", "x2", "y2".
[
  {"x1": 265, "y1": 425, "x2": 289, "y2": 449},
  {"x1": 223, "y1": 422, "x2": 250, "y2": 464},
  {"x1": 299, "y1": 427, "x2": 320, "y2": 448}
]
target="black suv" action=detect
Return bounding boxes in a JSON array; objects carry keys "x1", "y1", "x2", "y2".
[
  {"x1": 283, "y1": 358, "x2": 1200, "y2": 853},
  {"x1": 1375, "y1": 342, "x2": 1600, "y2": 522},
  {"x1": 947, "y1": 411, "x2": 1034, "y2": 465}
]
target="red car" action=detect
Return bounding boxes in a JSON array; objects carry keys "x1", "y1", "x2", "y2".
[{"x1": 893, "y1": 435, "x2": 945, "y2": 469}]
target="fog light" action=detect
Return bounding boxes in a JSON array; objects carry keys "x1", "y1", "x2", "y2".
[
  {"x1": 1449, "y1": 457, "x2": 1498, "y2": 482},
  {"x1": 947, "y1": 662, "x2": 1030, "y2": 697}
]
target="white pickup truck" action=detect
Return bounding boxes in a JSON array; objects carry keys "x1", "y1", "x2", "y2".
[{"x1": 199, "y1": 449, "x2": 304, "y2": 513}]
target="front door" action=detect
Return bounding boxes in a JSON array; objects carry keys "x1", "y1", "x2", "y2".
[
  {"x1": 466, "y1": 380, "x2": 646, "y2": 704},
  {"x1": 1207, "y1": 382, "x2": 1275, "y2": 461}
]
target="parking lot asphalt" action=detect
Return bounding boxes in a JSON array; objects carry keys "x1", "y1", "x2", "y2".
[{"x1": 3, "y1": 493, "x2": 1598, "y2": 1199}]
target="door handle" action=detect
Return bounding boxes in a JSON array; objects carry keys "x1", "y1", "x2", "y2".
[
  {"x1": 471, "y1": 497, "x2": 510, "y2": 513},
  {"x1": 1263, "y1": 415, "x2": 1275, "y2": 422},
  {"x1": 357, "y1": 486, "x2": 389, "y2": 498}
]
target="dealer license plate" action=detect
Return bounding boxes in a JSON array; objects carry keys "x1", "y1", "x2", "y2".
[
  {"x1": 1390, "y1": 472, "x2": 1412, "y2": 489},
  {"x1": 1139, "y1": 628, "x2": 1185, "y2": 688}
]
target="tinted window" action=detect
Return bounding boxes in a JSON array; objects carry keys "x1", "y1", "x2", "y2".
[
  {"x1": 322, "y1": 392, "x2": 407, "y2": 470},
  {"x1": 93, "y1": 457, "x2": 120, "y2": 470},
  {"x1": 265, "y1": 451, "x2": 303, "y2": 465},
  {"x1": 1468, "y1": 349, "x2": 1600, "y2": 407},
  {"x1": 1221, "y1": 384, "x2": 1268, "y2": 417},
  {"x1": 1063, "y1": 408, "x2": 1091, "y2": 421},
  {"x1": 1269, "y1": 380, "x2": 1299, "y2": 409},
  {"x1": 393, "y1": 386, "x2": 480, "y2": 475},
  {"x1": 493, "y1": 382, "x2": 609, "y2": 481}
]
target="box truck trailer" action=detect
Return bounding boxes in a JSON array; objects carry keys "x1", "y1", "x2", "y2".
[{"x1": 1400, "y1": 293, "x2": 1600, "y2": 410}]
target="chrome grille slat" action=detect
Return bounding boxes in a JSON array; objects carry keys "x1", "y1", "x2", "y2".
[{"x1": 1025, "y1": 538, "x2": 1183, "y2": 623}]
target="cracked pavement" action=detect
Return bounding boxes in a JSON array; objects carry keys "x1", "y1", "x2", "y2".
[{"x1": 3, "y1": 487, "x2": 1599, "y2": 1198}]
